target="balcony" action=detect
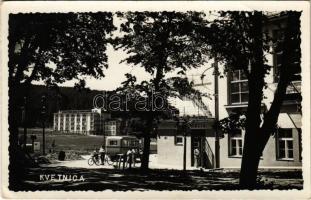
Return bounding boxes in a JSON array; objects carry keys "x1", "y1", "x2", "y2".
[{"x1": 281, "y1": 81, "x2": 301, "y2": 113}]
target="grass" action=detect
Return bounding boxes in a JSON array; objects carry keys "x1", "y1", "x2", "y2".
[{"x1": 19, "y1": 128, "x2": 105, "y2": 154}]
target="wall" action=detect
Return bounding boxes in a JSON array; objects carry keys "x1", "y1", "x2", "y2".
[
  {"x1": 157, "y1": 129, "x2": 192, "y2": 168},
  {"x1": 219, "y1": 129, "x2": 302, "y2": 168}
]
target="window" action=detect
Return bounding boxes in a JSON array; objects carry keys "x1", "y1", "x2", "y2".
[
  {"x1": 109, "y1": 140, "x2": 118, "y2": 146},
  {"x1": 229, "y1": 130, "x2": 243, "y2": 157},
  {"x1": 122, "y1": 140, "x2": 129, "y2": 147},
  {"x1": 105, "y1": 124, "x2": 117, "y2": 136},
  {"x1": 277, "y1": 129, "x2": 294, "y2": 160},
  {"x1": 273, "y1": 29, "x2": 301, "y2": 88},
  {"x1": 229, "y1": 70, "x2": 248, "y2": 104},
  {"x1": 175, "y1": 136, "x2": 184, "y2": 145}
]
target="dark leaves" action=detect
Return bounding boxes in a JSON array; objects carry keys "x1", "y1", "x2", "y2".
[
  {"x1": 113, "y1": 11, "x2": 210, "y2": 74},
  {"x1": 218, "y1": 111, "x2": 246, "y2": 134},
  {"x1": 9, "y1": 12, "x2": 116, "y2": 87}
]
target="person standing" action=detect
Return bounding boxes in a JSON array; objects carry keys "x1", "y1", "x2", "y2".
[
  {"x1": 194, "y1": 148, "x2": 200, "y2": 168},
  {"x1": 131, "y1": 148, "x2": 136, "y2": 167},
  {"x1": 126, "y1": 149, "x2": 133, "y2": 169},
  {"x1": 99, "y1": 145, "x2": 106, "y2": 165}
]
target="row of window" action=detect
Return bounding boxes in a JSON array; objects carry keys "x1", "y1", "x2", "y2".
[
  {"x1": 173, "y1": 129, "x2": 300, "y2": 161},
  {"x1": 227, "y1": 28, "x2": 300, "y2": 105},
  {"x1": 104, "y1": 125, "x2": 117, "y2": 136},
  {"x1": 228, "y1": 129, "x2": 299, "y2": 160},
  {"x1": 108, "y1": 140, "x2": 138, "y2": 147},
  {"x1": 228, "y1": 70, "x2": 301, "y2": 105}
]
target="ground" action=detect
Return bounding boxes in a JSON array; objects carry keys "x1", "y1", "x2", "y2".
[
  {"x1": 15, "y1": 167, "x2": 303, "y2": 191},
  {"x1": 14, "y1": 130, "x2": 303, "y2": 191},
  {"x1": 13, "y1": 155, "x2": 303, "y2": 191}
]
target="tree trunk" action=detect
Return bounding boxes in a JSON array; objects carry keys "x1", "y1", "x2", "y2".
[
  {"x1": 141, "y1": 131, "x2": 151, "y2": 171},
  {"x1": 239, "y1": 12, "x2": 265, "y2": 189},
  {"x1": 8, "y1": 80, "x2": 34, "y2": 189},
  {"x1": 8, "y1": 83, "x2": 24, "y2": 189},
  {"x1": 239, "y1": 12, "x2": 299, "y2": 189},
  {"x1": 140, "y1": 64, "x2": 164, "y2": 171},
  {"x1": 140, "y1": 117, "x2": 153, "y2": 171},
  {"x1": 239, "y1": 134, "x2": 262, "y2": 188}
]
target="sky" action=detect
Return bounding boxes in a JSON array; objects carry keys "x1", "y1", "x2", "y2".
[
  {"x1": 45, "y1": 44, "x2": 213, "y2": 92},
  {"x1": 54, "y1": 45, "x2": 152, "y2": 91},
  {"x1": 28, "y1": 12, "x2": 229, "y2": 117},
  {"x1": 32, "y1": 12, "x2": 218, "y2": 92}
]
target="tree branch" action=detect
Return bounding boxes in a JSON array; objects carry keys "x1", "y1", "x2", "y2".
[{"x1": 258, "y1": 12, "x2": 299, "y2": 152}]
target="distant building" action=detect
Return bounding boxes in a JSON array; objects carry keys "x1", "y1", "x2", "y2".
[
  {"x1": 103, "y1": 119, "x2": 122, "y2": 136},
  {"x1": 53, "y1": 109, "x2": 111, "y2": 135}
]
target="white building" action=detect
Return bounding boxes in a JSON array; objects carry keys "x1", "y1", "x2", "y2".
[{"x1": 53, "y1": 109, "x2": 111, "y2": 135}]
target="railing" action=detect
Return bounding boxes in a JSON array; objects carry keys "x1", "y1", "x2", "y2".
[
  {"x1": 183, "y1": 94, "x2": 212, "y2": 117},
  {"x1": 287, "y1": 80, "x2": 301, "y2": 94},
  {"x1": 204, "y1": 138, "x2": 215, "y2": 168}
]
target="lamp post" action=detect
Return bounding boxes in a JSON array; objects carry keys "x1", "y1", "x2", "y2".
[
  {"x1": 21, "y1": 96, "x2": 27, "y2": 151},
  {"x1": 183, "y1": 132, "x2": 187, "y2": 171},
  {"x1": 103, "y1": 119, "x2": 106, "y2": 149},
  {"x1": 30, "y1": 134, "x2": 37, "y2": 153},
  {"x1": 41, "y1": 95, "x2": 47, "y2": 155},
  {"x1": 175, "y1": 116, "x2": 192, "y2": 171},
  {"x1": 200, "y1": 61, "x2": 220, "y2": 168},
  {"x1": 212, "y1": 61, "x2": 220, "y2": 168}
]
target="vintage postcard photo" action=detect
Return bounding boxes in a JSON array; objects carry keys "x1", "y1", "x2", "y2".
[{"x1": 1, "y1": 1, "x2": 310, "y2": 199}]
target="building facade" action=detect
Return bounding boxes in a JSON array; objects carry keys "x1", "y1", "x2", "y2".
[
  {"x1": 157, "y1": 118, "x2": 216, "y2": 168},
  {"x1": 103, "y1": 119, "x2": 122, "y2": 136},
  {"x1": 53, "y1": 109, "x2": 111, "y2": 135},
  {"x1": 157, "y1": 13, "x2": 302, "y2": 169}
]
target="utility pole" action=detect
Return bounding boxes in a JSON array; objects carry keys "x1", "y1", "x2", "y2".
[
  {"x1": 175, "y1": 116, "x2": 188, "y2": 172},
  {"x1": 103, "y1": 118, "x2": 106, "y2": 149},
  {"x1": 30, "y1": 134, "x2": 37, "y2": 153},
  {"x1": 183, "y1": 125, "x2": 187, "y2": 171},
  {"x1": 183, "y1": 117, "x2": 192, "y2": 171},
  {"x1": 41, "y1": 95, "x2": 47, "y2": 155},
  {"x1": 213, "y1": 61, "x2": 220, "y2": 168}
]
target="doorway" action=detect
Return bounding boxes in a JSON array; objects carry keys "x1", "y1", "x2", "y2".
[{"x1": 191, "y1": 136, "x2": 203, "y2": 167}]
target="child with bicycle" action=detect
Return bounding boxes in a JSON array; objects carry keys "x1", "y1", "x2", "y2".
[{"x1": 91, "y1": 148, "x2": 99, "y2": 162}]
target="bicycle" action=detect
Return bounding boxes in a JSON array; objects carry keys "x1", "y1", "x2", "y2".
[{"x1": 88, "y1": 155, "x2": 101, "y2": 166}]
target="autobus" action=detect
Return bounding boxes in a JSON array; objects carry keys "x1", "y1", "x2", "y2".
[{"x1": 105, "y1": 136, "x2": 140, "y2": 159}]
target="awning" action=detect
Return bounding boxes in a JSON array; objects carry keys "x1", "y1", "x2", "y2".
[{"x1": 277, "y1": 113, "x2": 301, "y2": 129}]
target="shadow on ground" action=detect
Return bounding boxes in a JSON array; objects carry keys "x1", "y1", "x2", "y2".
[{"x1": 13, "y1": 167, "x2": 303, "y2": 191}]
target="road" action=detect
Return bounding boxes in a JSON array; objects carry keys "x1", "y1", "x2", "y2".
[{"x1": 42, "y1": 154, "x2": 199, "y2": 170}]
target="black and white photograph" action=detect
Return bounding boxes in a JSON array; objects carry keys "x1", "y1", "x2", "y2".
[{"x1": 1, "y1": 1, "x2": 310, "y2": 199}]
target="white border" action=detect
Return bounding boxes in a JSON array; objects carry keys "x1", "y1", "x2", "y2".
[{"x1": 1, "y1": 1, "x2": 310, "y2": 199}]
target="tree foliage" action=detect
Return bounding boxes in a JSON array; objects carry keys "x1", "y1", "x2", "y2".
[
  {"x1": 114, "y1": 11, "x2": 211, "y2": 169},
  {"x1": 9, "y1": 12, "x2": 116, "y2": 88},
  {"x1": 205, "y1": 11, "x2": 301, "y2": 188},
  {"x1": 8, "y1": 12, "x2": 115, "y2": 188},
  {"x1": 114, "y1": 11, "x2": 210, "y2": 75}
]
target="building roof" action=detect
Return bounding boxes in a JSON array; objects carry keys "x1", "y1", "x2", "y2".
[
  {"x1": 56, "y1": 110, "x2": 93, "y2": 113},
  {"x1": 158, "y1": 118, "x2": 215, "y2": 130},
  {"x1": 168, "y1": 96, "x2": 213, "y2": 117},
  {"x1": 106, "y1": 136, "x2": 138, "y2": 140}
]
